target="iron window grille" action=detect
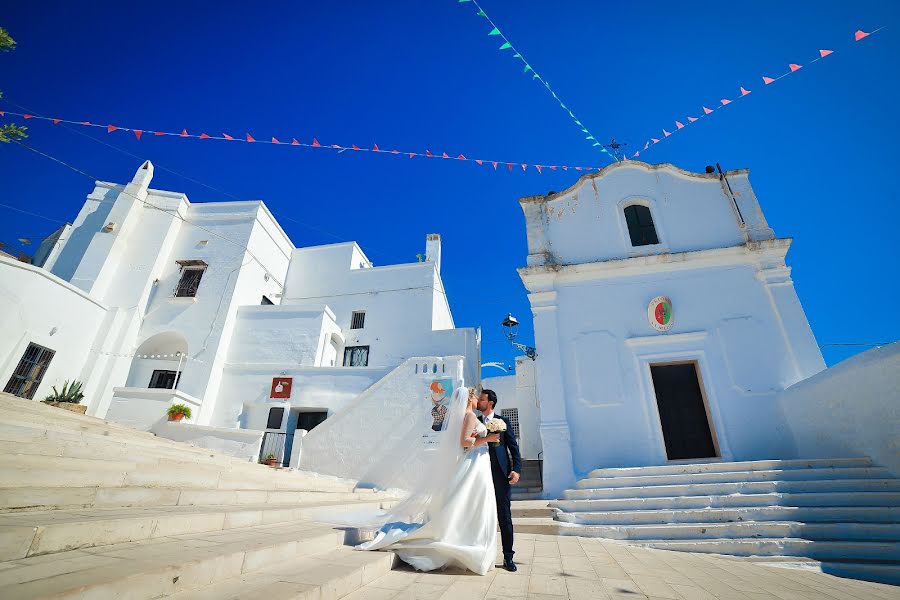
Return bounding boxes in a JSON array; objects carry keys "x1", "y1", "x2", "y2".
[
  {"x1": 175, "y1": 268, "x2": 205, "y2": 297},
  {"x1": 4, "y1": 343, "x2": 55, "y2": 399},
  {"x1": 624, "y1": 204, "x2": 660, "y2": 247},
  {"x1": 343, "y1": 345, "x2": 370, "y2": 367},
  {"x1": 350, "y1": 311, "x2": 366, "y2": 330},
  {"x1": 499, "y1": 408, "x2": 521, "y2": 438}
]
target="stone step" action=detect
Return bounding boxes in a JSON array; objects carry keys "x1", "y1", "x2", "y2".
[
  {"x1": 564, "y1": 478, "x2": 900, "y2": 500},
  {"x1": 167, "y1": 547, "x2": 396, "y2": 600},
  {"x1": 0, "y1": 520, "x2": 344, "y2": 599},
  {"x1": 586, "y1": 457, "x2": 874, "y2": 479},
  {"x1": 576, "y1": 466, "x2": 892, "y2": 489},
  {"x1": 559, "y1": 520, "x2": 900, "y2": 542},
  {"x1": 628, "y1": 538, "x2": 900, "y2": 563},
  {"x1": 814, "y1": 562, "x2": 900, "y2": 586},
  {"x1": 510, "y1": 500, "x2": 555, "y2": 518},
  {"x1": 511, "y1": 517, "x2": 562, "y2": 536},
  {"x1": 556, "y1": 505, "x2": 900, "y2": 526},
  {"x1": 552, "y1": 491, "x2": 900, "y2": 512},
  {"x1": 510, "y1": 491, "x2": 545, "y2": 501},
  {"x1": 0, "y1": 453, "x2": 357, "y2": 493},
  {"x1": 0, "y1": 499, "x2": 395, "y2": 561},
  {"x1": 0, "y1": 485, "x2": 386, "y2": 513}
]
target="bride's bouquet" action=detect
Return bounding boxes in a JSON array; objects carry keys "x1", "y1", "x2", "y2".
[{"x1": 485, "y1": 418, "x2": 507, "y2": 447}]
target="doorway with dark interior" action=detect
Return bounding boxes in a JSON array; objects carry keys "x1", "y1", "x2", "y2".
[
  {"x1": 650, "y1": 362, "x2": 718, "y2": 460},
  {"x1": 283, "y1": 410, "x2": 328, "y2": 466}
]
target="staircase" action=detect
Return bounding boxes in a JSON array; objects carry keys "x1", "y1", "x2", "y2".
[
  {"x1": 0, "y1": 393, "x2": 400, "y2": 599},
  {"x1": 510, "y1": 459, "x2": 543, "y2": 500},
  {"x1": 549, "y1": 458, "x2": 900, "y2": 585}
]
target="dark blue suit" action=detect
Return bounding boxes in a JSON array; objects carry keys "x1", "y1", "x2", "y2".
[{"x1": 485, "y1": 413, "x2": 522, "y2": 561}]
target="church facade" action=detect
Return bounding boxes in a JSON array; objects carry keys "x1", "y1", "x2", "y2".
[{"x1": 517, "y1": 161, "x2": 826, "y2": 495}]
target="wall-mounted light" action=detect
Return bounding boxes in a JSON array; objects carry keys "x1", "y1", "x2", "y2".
[{"x1": 502, "y1": 313, "x2": 537, "y2": 360}]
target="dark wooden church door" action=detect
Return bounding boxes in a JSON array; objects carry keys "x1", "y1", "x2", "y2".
[{"x1": 650, "y1": 363, "x2": 717, "y2": 460}]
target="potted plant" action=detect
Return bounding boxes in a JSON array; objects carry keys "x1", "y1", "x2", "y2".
[
  {"x1": 167, "y1": 404, "x2": 192, "y2": 422},
  {"x1": 43, "y1": 380, "x2": 87, "y2": 414},
  {"x1": 263, "y1": 453, "x2": 279, "y2": 467}
]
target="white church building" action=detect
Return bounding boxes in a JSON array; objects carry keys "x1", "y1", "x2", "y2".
[
  {"x1": 486, "y1": 161, "x2": 894, "y2": 497},
  {"x1": 0, "y1": 161, "x2": 479, "y2": 464}
]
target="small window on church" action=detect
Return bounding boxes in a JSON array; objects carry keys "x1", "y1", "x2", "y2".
[
  {"x1": 500, "y1": 408, "x2": 520, "y2": 438},
  {"x1": 624, "y1": 204, "x2": 659, "y2": 247},
  {"x1": 350, "y1": 311, "x2": 366, "y2": 330}
]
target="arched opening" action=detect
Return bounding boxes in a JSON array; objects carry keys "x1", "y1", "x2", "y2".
[
  {"x1": 623, "y1": 204, "x2": 660, "y2": 247},
  {"x1": 126, "y1": 332, "x2": 189, "y2": 390}
]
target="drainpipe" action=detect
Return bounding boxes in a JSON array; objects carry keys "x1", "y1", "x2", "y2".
[{"x1": 717, "y1": 163, "x2": 747, "y2": 234}]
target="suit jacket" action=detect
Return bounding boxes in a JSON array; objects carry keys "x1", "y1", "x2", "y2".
[{"x1": 486, "y1": 414, "x2": 522, "y2": 478}]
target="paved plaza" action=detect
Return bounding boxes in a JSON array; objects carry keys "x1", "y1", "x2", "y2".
[{"x1": 346, "y1": 534, "x2": 899, "y2": 600}]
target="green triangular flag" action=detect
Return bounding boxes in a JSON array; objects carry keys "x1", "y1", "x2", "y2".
[
  {"x1": 532, "y1": 73, "x2": 539, "y2": 79},
  {"x1": 488, "y1": 27, "x2": 500, "y2": 36},
  {"x1": 593, "y1": 142, "x2": 601, "y2": 147},
  {"x1": 581, "y1": 128, "x2": 589, "y2": 133},
  {"x1": 513, "y1": 53, "x2": 521, "y2": 58},
  {"x1": 586, "y1": 135, "x2": 595, "y2": 140},
  {"x1": 458, "y1": 0, "x2": 471, "y2": 3},
  {"x1": 499, "y1": 42, "x2": 511, "y2": 50},
  {"x1": 477, "y1": 9, "x2": 486, "y2": 17},
  {"x1": 575, "y1": 120, "x2": 582, "y2": 125},
  {"x1": 523, "y1": 64, "x2": 532, "y2": 73}
]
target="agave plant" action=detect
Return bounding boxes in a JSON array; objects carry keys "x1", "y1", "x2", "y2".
[{"x1": 45, "y1": 380, "x2": 84, "y2": 404}]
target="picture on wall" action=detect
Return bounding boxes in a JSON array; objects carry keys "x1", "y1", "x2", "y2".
[{"x1": 429, "y1": 378, "x2": 453, "y2": 432}]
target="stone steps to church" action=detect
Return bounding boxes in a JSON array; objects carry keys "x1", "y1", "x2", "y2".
[
  {"x1": 0, "y1": 519, "x2": 358, "y2": 600},
  {"x1": 564, "y1": 478, "x2": 900, "y2": 500},
  {"x1": 510, "y1": 500, "x2": 555, "y2": 518},
  {"x1": 0, "y1": 498, "x2": 396, "y2": 561},
  {"x1": 0, "y1": 485, "x2": 386, "y2": 513},
  {"x1": 552, "y1": 491, "x2": 900, "y2": 512},
  {"x1": 586, "y1": 457, "x2": 874, "y2": 479},
  {"x1": 556, "y1": 505, "x2": 900, "y2": 526},
  {"x1": 625, "y1": 537, "x2": 900, "y2": 566},
  {"x1": 576, "y1": 466, "x2": 891, "y2": 489},
  {"x1": 560, "y1": 520, "x2": 900, "y2": 543}
]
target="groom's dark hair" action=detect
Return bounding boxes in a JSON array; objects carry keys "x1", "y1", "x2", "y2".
[{"x1": 482, "y1": 389, "x2": 498, "y2": 410}]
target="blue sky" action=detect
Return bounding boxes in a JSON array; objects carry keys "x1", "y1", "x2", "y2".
[{"x1": 1, "y1": 1, "x2": 897, "y2": 374}]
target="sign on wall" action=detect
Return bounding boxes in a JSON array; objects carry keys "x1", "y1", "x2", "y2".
[
  {"x1": 648, "y1": 296, "x2": 674, "y2": 332},
  {"x1": 270, "y1": 377, "x2": 293, "y2": 399}
]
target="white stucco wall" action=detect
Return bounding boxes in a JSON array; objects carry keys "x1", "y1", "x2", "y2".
[
  {"x1": 482, "y1": 356, "x2": 541, "y2": 460},
  {"x1": 777, "y1": 342, "x2": 900, "y2": 475},
  {"x1": 0, "y1": 256, "x2": 108, "y2": 404}
]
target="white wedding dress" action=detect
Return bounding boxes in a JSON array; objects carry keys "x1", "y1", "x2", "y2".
[{"x1": 357, "y1": 419, "x2": 498, "y2": 575}]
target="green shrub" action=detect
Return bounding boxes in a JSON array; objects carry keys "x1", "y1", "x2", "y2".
[
  {"x1": 167, "y1": 404, "x2": 192, "y2": 418},
  {"x1": 45, "y1": 380, "x2": 84, "y2": 403}
]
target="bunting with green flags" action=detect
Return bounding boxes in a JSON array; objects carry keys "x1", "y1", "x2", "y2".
[{"x1": 456, "y1": 0, "x2": 616, "y2": 162}]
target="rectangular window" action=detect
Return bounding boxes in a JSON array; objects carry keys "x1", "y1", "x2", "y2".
[
  {"x1": 343, "y1": 345, "x2": 369, "y2": 367},
  {"x1": 350, "y1": 311, "x2": 366, "y2": 330},
  {"x1": 174, "y1": 260, "x2": 207, "y2": 298},
  {"x1": 500, "y1": 408, "x2": 521, "y2": 438},
  {"x1": 3, "y1": 343, "x2": 55, "y2": 399},
  {"x1": 266, "y1": 407, "x2": 285, "y2": 429},
  {"x1": 148, "y1": 370, "x2": 180, "y2": 389}
]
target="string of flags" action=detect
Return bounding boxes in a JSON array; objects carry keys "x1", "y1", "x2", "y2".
[
  {"x1": 457, "y1": 0, "x2": 616, "y2": 162},
  {"x1": 0, "y1": 109, "x2": 612, "y2": 175},
  {"x1": 633, "y1": 27, "x2": 884, "y2": 158}
]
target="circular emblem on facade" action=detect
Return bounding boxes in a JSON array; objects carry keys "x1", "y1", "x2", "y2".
[{"x1": 648, "y1": 296, "x2": 674, "y2": 332}]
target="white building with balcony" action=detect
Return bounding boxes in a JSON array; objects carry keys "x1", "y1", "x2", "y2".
[{"x1": 0, "y1": 162, "x2": 478, "y2": 464}]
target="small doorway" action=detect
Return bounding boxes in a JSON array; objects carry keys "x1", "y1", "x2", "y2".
[
  {"x1": 297, "y1": 411, "x2": 328, "y2": 431},
  {"x1": 650, "y1": 362, "x2": 717, "y2": 460},
  {"x1": 282, "y1": 410, "x2": 328, "y2": 467}
]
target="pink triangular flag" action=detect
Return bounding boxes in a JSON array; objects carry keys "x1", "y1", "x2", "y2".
[
  {"x1": 535, "y1": 165, "x2": 543, "y2": 173},
  {"x1": 457, "y1": 154, "x2": 466, "y2": 160},
  {"x1": 633, "y1": 151, "x2": 640, "y2": 158},
  {"x1": 442, "y1": 152, "x2": 450, "y2": 159},
  {"x1": 819, "y1": 49, "x2": 833, "y2": 57},
  {"x1": 107, "y1": 124, "x2": 119, "y2": 133},
  {"x1": 222, "y1": 133, "x2": 234, "y2": 140},
  {"x1": 409, "y1": 153, "x2": 415, "y2": 158},
  {"x1": 492, "y1": 161, "x2": 498, "y2": 170},
  {"x1": 687, "y1": 116, "x2": 698, "y2": 122},
  {"x1": 246, "y1": 133, "x2": 255, "y2": 142},
  {"x1": 703, "y1": 106, "x2": 713, "y2": 114},
  {"x1": 133, "y1": 130, "x2": 142, "y2": 140},
  {"x1": 651, "y1": 138, "x2": 660, "y2": 144},
  {"x1": 199, "y1": 133, "x2": 211, "y2": 139},
  {"x1": 507, "y1": 163, "x2": 513, "y2": 172},
  {"x1": 181, "y1": 129, "x2": 189, "y2": 137},
  {"x1": 352, "y1": 144, "x2": 361, "y2": 150},
  {"x1": 789, "y1": 63, "x2": 802, "y2": 72},
  {"x1": 426, "y1": 150, "x2": 433, "y2": 157},
  {"x1": 292, "y1": 139, "x2": 300, "y2": 145},
  {"x1": 521, "y1": 164, "x2": 527, "y2": 171},
  {"x1": 373, "y1": 143, "x2": 380, "y2": 152},
  {"x1": 675, "y1": 121, "x2": 684, "y2": 129},
  {"x1": 475, "y1": 159, "x2": 483, "y2": 165},
  {"x1": 663, "y1": 129, "x2": 671, "y2": 137},
  {"x1": 312, "y1": 138, "x2": 321, "y2": 147},
  {"x1": 721, "y1": 98, "x2": 732, "y2": 106},
  {"x1": 855, "y1": 30, "x2": 870, "y2": 41},
  {"x1": 52, "y1": 118, "x2": 60, "y2": 124},
  {"x1": 740, "y1": 87, "x2": 751, "y2": 96},
  {"x1": 643, "y1": 141, "x2": 649, "y2": 150},
  {"x1": 763, "y1": 76, "x2": 775, "y2": 85},
  {"x1": 271, "y1": 137, "x2": 280, "y2": 144}
]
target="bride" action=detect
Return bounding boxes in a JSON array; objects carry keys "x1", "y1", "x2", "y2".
[{"x1": 356, "y1": 387, "x2": 500, "y2": 574}]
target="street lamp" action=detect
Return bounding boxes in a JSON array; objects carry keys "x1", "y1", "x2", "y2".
[{"x1": 502, "y1": 313, "x2": 537, "y2": 360}]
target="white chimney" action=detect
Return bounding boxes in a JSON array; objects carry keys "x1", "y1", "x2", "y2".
[{"x1": 425, "y1": 233, "x2": 441, "y2": 273}]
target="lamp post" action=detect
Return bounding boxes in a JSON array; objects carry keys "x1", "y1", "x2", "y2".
[{"x1": 502, "y1": 313, "x2": 537, "y2": 360}]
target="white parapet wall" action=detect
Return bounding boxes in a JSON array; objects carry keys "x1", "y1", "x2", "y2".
[
  {"x1": 150, "y1": 421, "x2": 265, "y2": 462},
  {"x1": 777, "y1": 342, "x2": 900, "y2": 475}
]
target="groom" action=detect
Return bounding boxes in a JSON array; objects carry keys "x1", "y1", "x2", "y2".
[{"x1": 478, "y1": 388, "x2": 522, "y2": 572}]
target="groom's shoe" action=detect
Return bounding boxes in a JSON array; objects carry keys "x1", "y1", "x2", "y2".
[{"x1": 503, "y1": 558, "x2": 517, "y2": 572}]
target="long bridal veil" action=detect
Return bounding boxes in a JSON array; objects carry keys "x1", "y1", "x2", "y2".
[{"x1": 299, "y1": 378, "x2": 469, "y2": 529}]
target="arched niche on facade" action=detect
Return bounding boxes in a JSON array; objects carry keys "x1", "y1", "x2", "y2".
[
  {"x1": 126, "y1": 331, "x2": 190, "y2": 389},
  {"x1": 616, "y1": 196, "x2": 667, "y2": 255}
]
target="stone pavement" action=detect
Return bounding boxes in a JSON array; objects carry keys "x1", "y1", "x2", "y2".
[{"x1": 343, "y1": 533, "x2": 899, "y2": 600}]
